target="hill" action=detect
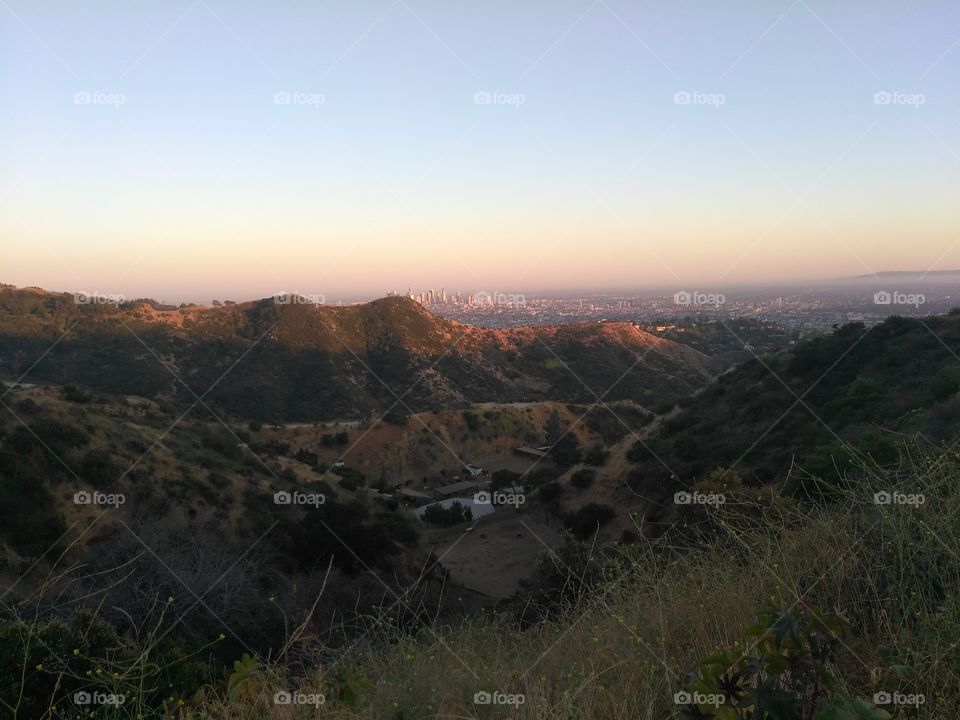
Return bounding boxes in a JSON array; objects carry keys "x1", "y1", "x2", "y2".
[
  {"x1": 0, "y1": 286, "x2": 713, "y2": 422},
  {"x1": 571, "y1": 312, "x2": 960, "y2": 532},
  {"x1": 4, "y1": 299, "x2": 960, "y2": 717}
]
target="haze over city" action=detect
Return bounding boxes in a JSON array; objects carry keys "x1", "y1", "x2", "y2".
[{"x1": 3, "y1": 1, "x2": 960, "y2": 302}]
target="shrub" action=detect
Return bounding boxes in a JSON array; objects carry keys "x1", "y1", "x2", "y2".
[
  {"x1": 539, "y1": 481, "x2": 563, "y2": 503},
  {"x1": 583, "y1": 445, "x2": 609, "y2": 466},
  {"x1": 491, "y1": 469, "x2": 521, "y2": 490},
  {"x1": 570, "y1": 468, "x2": 596, "y2": 489},
  {"x1": 550, "y1": 434, "x2": 582, "y2": 467},
  {"x1": 678, "y1": 605, "x2": 885, "y2": 720},
  {"x1": 79, "y1": 448, "x2": 117, "y2": 488},
  {"x1": 566, "y1": 503, "x2": 615, "y2": 539}
]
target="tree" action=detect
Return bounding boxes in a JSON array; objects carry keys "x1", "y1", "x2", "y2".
[
  {"x1": 550, "y1": 434, "x2": 582, "y2": 467},
  {"x1": 566, "y1": 503, "x2": 615, "y2": 539},
  {"x1": 544, "y1": 409, "x2": 562, "y2": 443}
]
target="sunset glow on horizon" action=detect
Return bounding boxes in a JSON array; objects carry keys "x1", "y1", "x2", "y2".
[{"x1": 3, "y1": 1, "x2": 959, "y2": 303}]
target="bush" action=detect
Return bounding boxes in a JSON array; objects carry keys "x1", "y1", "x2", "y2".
[
  {"x1": 679, "y1": 605, "x2": 881, "y2": 720},
  {"x1": 491, "y1": 469, "x2": 521, "y2": 490},
  {"x1": 61, "y1": 384, "x2": 92, "y2": 403},
  {"x1": 550, "y1": 434, "x2": 582, "y2": 467},
  {"x1": 79, "y1": 448, "x2": 117, "y2": 488},
  {"x1": 583, "y1": 445, "x2": 609, "y2": 466},
  {"x1": 566, "y1": 503, "x2": 615, "y2": 539},
  {"x1": 539, "y1": 481, "x2": 563, "y2": 503},
  {"x1": 570, "y1": 468, "x2": 596, "y2": 489}
]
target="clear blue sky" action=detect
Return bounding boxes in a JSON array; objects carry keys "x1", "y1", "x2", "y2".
[{"x1": 2, "y1": 1, "x2": 959, "y2": 302}]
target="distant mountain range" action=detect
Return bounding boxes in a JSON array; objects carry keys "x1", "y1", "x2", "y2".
[
  {"x1": 824, "y1": 270, "x2": 960, "y2": 285},
  {"x1": 0, "y1": 285, "x2": 717, "y2": 421}
]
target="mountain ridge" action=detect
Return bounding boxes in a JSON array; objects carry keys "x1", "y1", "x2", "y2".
[{"x1": 0, "y1": 285, "x2": 715, "y2": 422}]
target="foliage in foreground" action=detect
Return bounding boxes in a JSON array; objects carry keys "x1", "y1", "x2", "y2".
[{"x1": 3, "y1": 438, "x2": 959, "y2": 719}]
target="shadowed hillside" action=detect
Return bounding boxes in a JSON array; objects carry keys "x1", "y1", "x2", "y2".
[
  {"x1": 585, "y1": 312, "x2": 960, "y2": 530},
  {"x1": 0, "y1": 286, "x2": 714, "y2": 422}
]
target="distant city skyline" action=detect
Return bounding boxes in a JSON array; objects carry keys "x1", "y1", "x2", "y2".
[{"x1": 3, "y1": 2, "x2": 960, "y2": 298}]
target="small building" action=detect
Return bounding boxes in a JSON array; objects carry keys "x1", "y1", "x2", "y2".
[
  {"x1": 514, "y1": 446, "x2": 547, "y2": 459},
  {"x1": 414, "y1": 497, "x2": 495, "y2": 520}
]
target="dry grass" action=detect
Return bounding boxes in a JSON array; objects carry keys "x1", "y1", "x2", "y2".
[{"x1": 6, "y1": 441, "x2": 958, "y2": 719}]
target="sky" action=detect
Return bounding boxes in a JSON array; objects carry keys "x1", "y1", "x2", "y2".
[{"x1": 2, "y1": 1, "x2": 959, "y2": 303}]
